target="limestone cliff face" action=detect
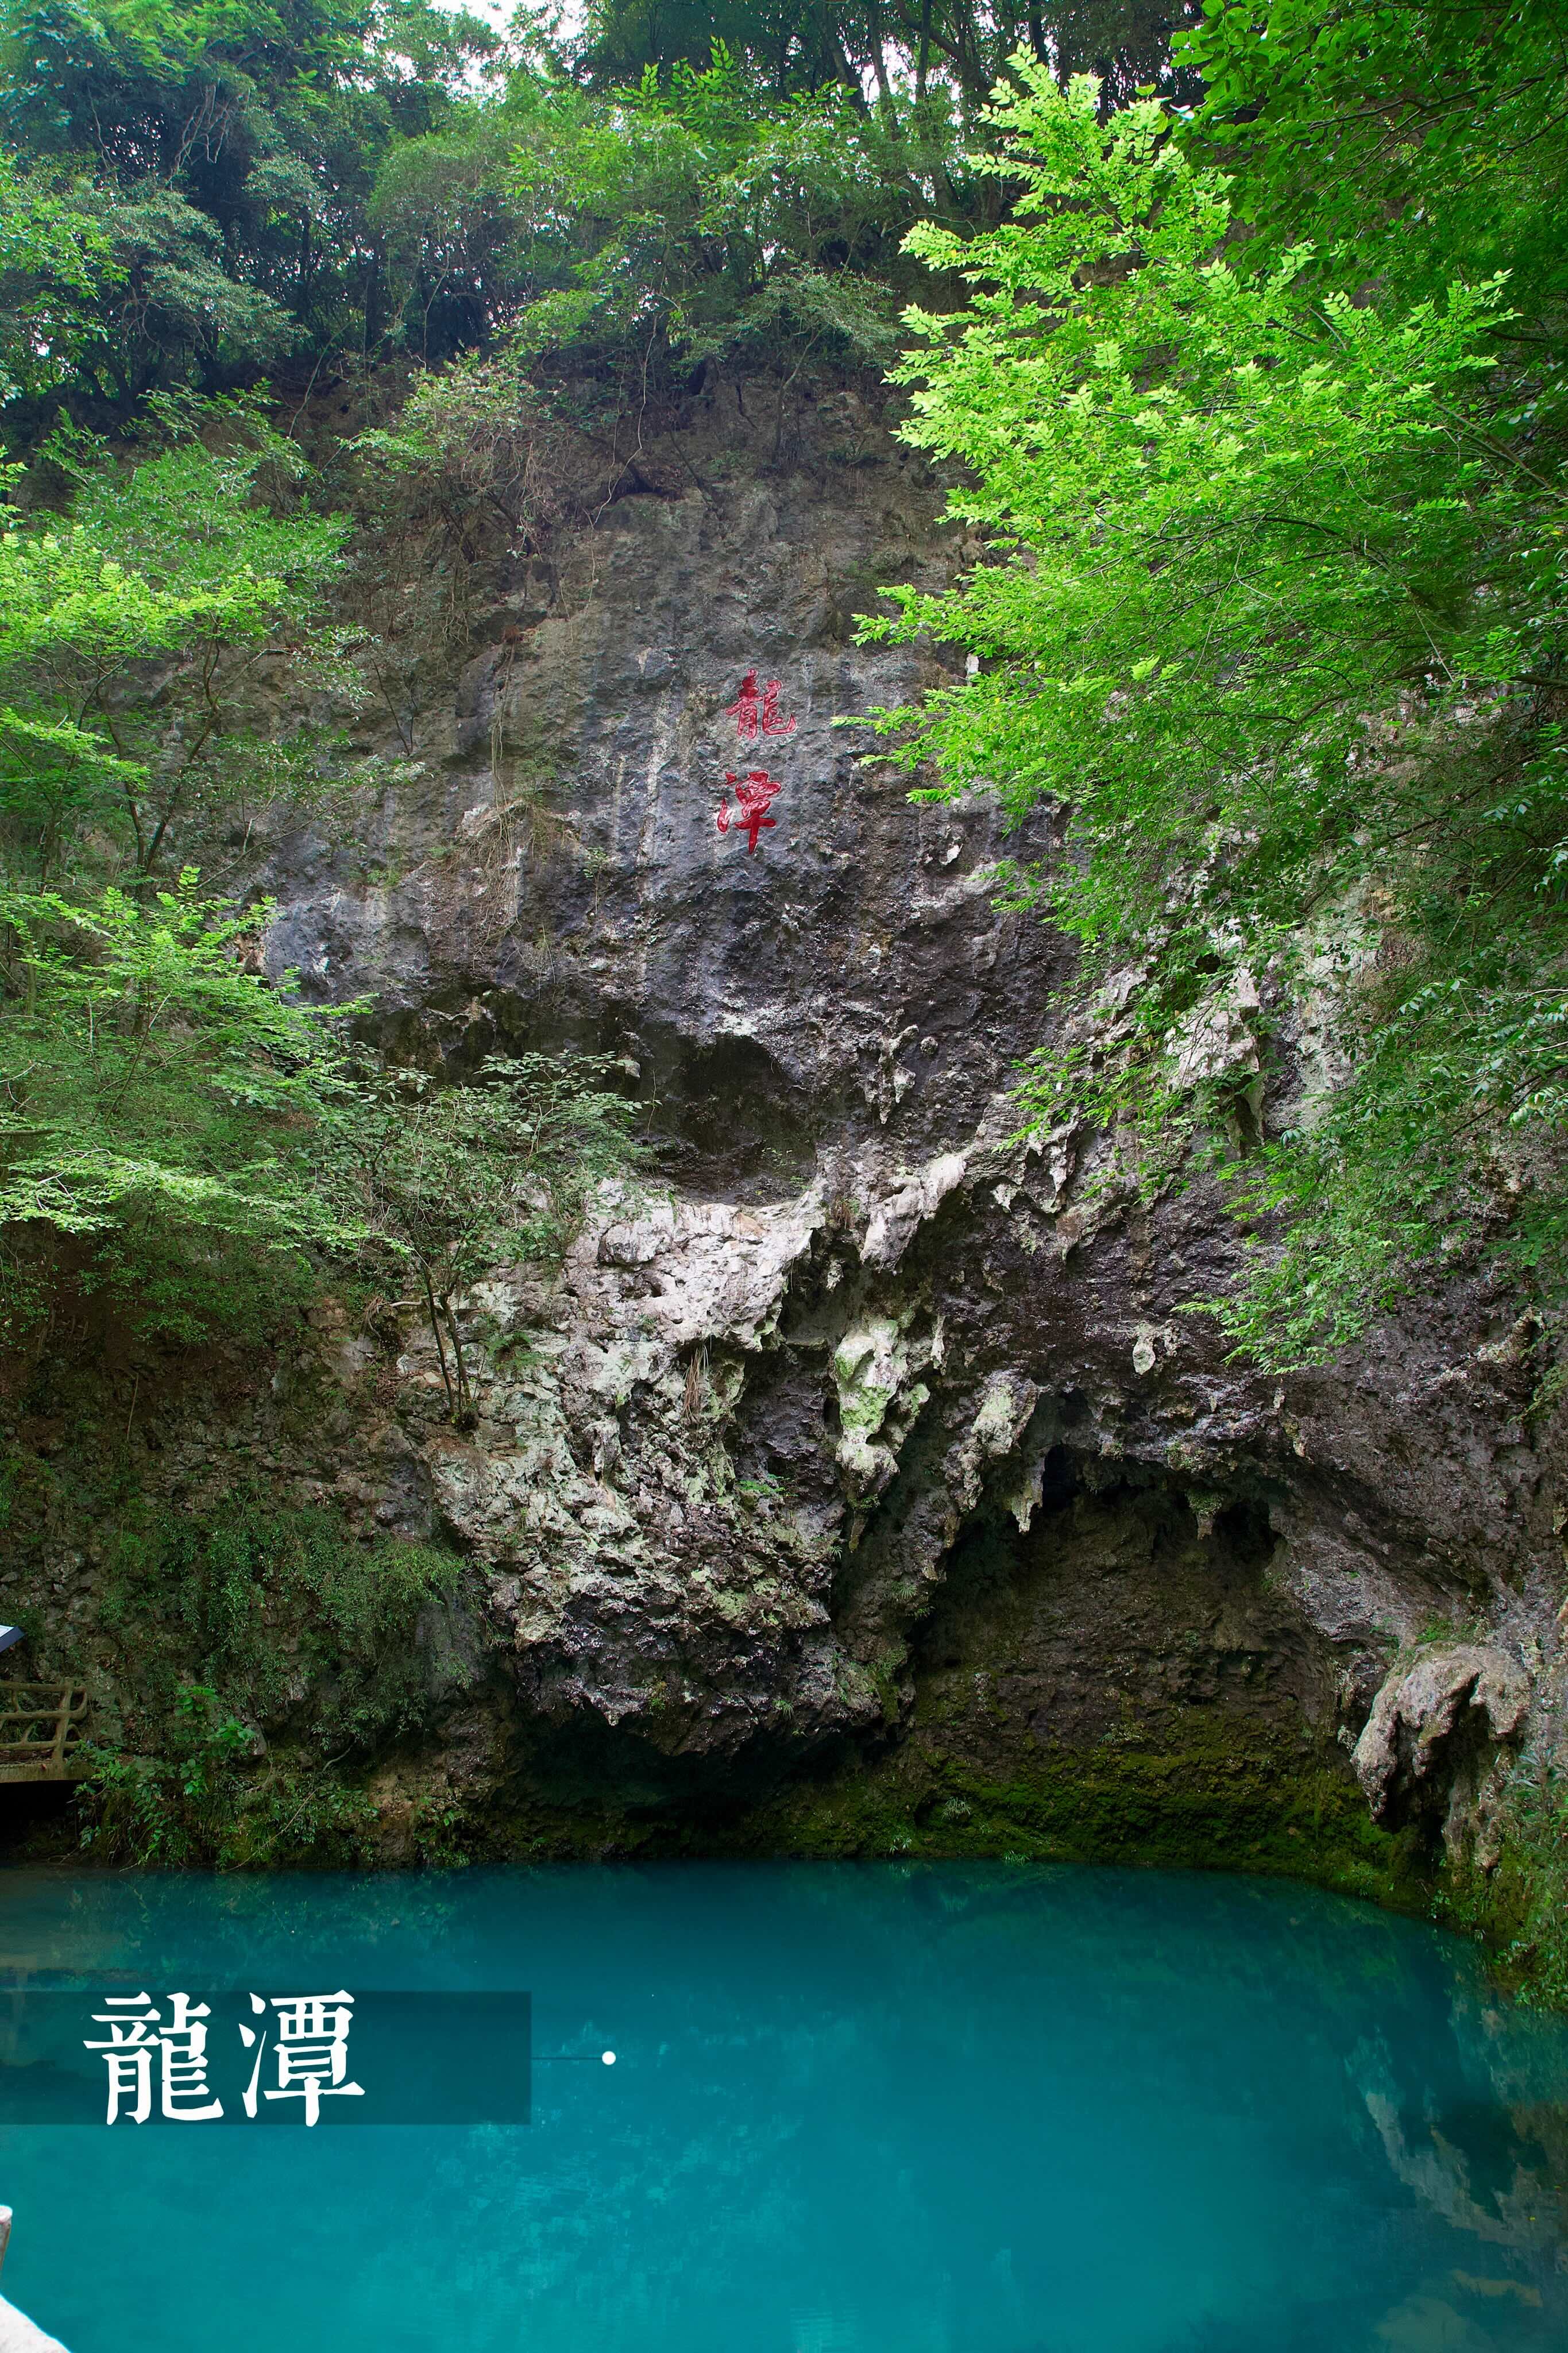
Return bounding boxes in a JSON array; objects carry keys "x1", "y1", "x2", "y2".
[
  {"x1": 14, "y1": 377, "x2": 1565, "y2": 1886},
  {"x1": 238, "y1": 375, "x2": 1568, "y2": 1868}
]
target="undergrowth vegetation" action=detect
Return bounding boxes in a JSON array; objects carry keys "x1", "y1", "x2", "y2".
[
  {"x1": 78, "y1": 1499, "x2": 469, "y2": 1866},
  {"x1": 1445, "y1": 1745, "x2": 1568, "y2": 2011}
]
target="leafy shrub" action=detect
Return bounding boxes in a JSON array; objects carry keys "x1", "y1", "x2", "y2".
[
  {"x1": 78, "y1": 1501, "x2": 473, "y2": 1865},
  {"x1": 98, "y1": 1498, "x2": 467, "y2": 1744},
  {"x1": 80, "y1": 1682, "x2": 381, "y2": 1868}
]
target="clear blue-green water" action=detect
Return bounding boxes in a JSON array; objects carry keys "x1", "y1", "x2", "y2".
[{"x1": 1, "y1": 1862, "x2": 1566, "y2": 2353}]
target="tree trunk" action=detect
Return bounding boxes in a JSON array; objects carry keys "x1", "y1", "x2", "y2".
[
  {"x1": 441, "y1": 1295, "x2": 472, "y2": 1421},
  {"x1": 419, "y1": 1266, "x2": 456, "y2": 1416}
]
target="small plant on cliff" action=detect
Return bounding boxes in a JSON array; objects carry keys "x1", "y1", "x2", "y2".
[
  {"x1": 328, "y1": 1051, "x2": 640, "y2": 1423},
  {"x1": 339, "y1": 354, "x2": 581, "y2": 733},
  {"x1": 79, "y1": 1681, "x2": 256, "y2": 1866},
  {"x1": 95, "y1": 1498, "x2": 468, "y2": 1745},
  {"x1": 78, "y1": 1500, "x2": 471, "y2": 1866},
  {"x1": 1443, "y1": 1740, "x2": 1568, "y2": 2010},
  {"x1": 80, "y1": 1680, "x2": 381, "y2": 1869}
]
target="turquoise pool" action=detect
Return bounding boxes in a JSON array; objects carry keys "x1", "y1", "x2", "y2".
[{"x1": 0, "y1": 1862, "x2": 1564, "y2": 2351}]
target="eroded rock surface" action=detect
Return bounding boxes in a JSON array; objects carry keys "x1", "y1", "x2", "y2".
[
  {"x1": 15, "y1": 379, "x2": 1568, "y2": 1874},
  {"x1": 257, "y1": 384, "x2": 1568, "y2": 1845},
  {"x1": 1354, "y1": 1645, "x2": 1531, "y2": 1857}
]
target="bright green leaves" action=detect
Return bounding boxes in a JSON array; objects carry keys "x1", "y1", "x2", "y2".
[
  {"x1": 0, "y1": 405, "x2": 365, "y2": 1340},
  {"x1": 0, "y1": 407, "x2": 350, "y2": 881},
  {"x1": 906, "y1": 65, "x2": 1223, "y2": 307},
  {"x1": 872, "y1": 62, "x2": 1525, "y2": 870},
  {"x1": 866, "y1": 56, "x2": 1568, "y2": 1364},
  {"x1": 326, "y1": 1053, "x2": 642, "y2": 1422},
  {"x1": 0, "y1": 876, "x2": 352, "y2": 1265}
]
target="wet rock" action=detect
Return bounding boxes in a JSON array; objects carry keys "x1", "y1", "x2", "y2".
[{"x1": 1354, "y1": 1645, "x2": 1531, "y2": 1855}]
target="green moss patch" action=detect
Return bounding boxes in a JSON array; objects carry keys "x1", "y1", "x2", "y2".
[{"x1": 724, "y1": 1733, "x2": 1428, "y2": 1912}]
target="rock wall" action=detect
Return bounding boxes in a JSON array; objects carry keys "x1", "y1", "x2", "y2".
[{"x1": 9, "y1": 375, "x2": 1567, "y2": 1916}]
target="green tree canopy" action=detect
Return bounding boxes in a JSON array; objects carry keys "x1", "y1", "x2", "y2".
[
  {"x1": 0, "y1": 0, "x2": 1198, "y2": 428},
  {"x1": 867, "y1": 55, "x2": 1568, "y2": 1363},
  {"x1": 0, "y1": 0, "x2": 501, "y2": 406},
  {"x1": 0, "y1": 400, "x2": 352, "y2": 881},
  {"x1": 1181, "y1": 0, "x2": 1568, "y2": 323},
  {"x1": 576, "y1": 0, "x2": 1196, "y2": 112}
]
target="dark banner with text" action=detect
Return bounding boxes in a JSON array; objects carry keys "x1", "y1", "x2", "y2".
[{"x1": 0, "y1": 1989, "x2": 533, "y2": 2126}]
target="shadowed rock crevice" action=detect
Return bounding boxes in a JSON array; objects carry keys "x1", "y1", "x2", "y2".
[{"x1": 909, "y1": 1469, "x2": 1332, "y2": 1756}]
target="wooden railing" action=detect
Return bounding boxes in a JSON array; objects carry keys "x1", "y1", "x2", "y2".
[{"x1": 0, "y1": 1686, "x2": 89, "y2": 1781}]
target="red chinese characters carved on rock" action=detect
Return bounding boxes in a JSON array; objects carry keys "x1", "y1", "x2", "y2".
[
  {"x1": 717, "y1": 770, "x2": 783, "y2": 854},
  {"x1": 724, "y1": 672, "x2": 796, "y2": 741}
]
